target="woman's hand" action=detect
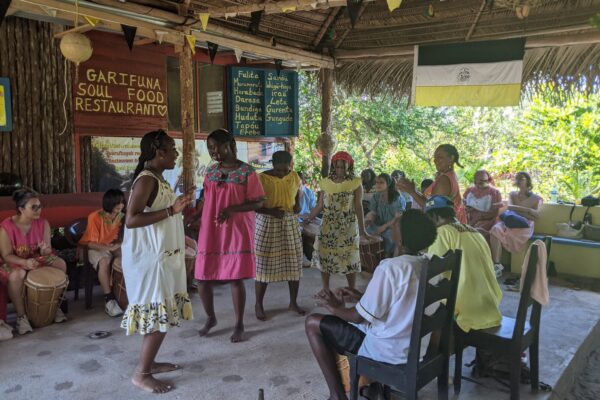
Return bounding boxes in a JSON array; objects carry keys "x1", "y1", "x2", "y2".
[
  {"x1": 24, "y1": 258, "x2": 40, "y2": 270},
  {"x1": 335, "y1": 287, "x2": 363, "y2": 303},
  {"x1": 360, "y1": 230, "x2": 379, "y2": 242},
  {"x1": 395, "y1": 177, "x2": 416, "y2": 193},
  {"x1": 376, "y1": 225, "x2": 387, "y2": 235},
  {"x1": 315, "y1": 289, "x2": 344, "y2": 310},
  {"x1": 38, "y1": 241, "x2": 51, "y2": 256},
  {"x1": 172, "y1": 192, "x2": 195, "y2": 214},
  {"x1": 217, "y1": 207, "x2": 232, "y2": 224}
]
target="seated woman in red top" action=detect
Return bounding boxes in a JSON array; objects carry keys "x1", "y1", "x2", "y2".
[
  {"x1": 0, "y1": 189, "x2": 67, "y2": 335},
  {"x1": 80, "y1": 189, "x2": 125, "y2": 317}
]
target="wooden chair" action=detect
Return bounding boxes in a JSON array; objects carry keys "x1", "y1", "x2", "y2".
[
  {"x1": 347, "y1": 250, "x2": 462, "y2": 400},
  {"x1": 453, "y1": 237, "x2": 552, "y2": 400},
  {"x1": 64, "y1": 218, "x2": 96, "y2": 309}
]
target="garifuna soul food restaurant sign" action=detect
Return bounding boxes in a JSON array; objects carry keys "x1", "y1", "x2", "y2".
[{"x1": 73, "y1": 32, "x2": 168, "y2": 136}]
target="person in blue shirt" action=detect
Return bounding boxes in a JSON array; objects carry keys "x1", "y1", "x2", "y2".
[{"x1": 297, "y1": 172, "x2": 316, "y2": 218}]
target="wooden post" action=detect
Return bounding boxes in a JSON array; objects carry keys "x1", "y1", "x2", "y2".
[
  {"x1": 179, "y1": 38, "x2": 195, "y2": 194},
  {"x1": 320, "y1": 68, "x2": 333, "y2": 178}
]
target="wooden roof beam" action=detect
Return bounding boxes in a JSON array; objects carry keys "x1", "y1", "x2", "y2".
[
  {"x1": 334, "y1": 1, "x2": 368, "y2": 49},
  {"x1": 204, "y1": 0, "x2": 376, "y2": 18},
  {"x1": 312, "y1": 6, "x2": 341, "y2": 47}
]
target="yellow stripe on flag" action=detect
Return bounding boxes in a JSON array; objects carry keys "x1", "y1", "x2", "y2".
[
  {"x1": 0, "y1": 86, "x2": 5, "y2": 126},
  {"x1": 185, "y1": 35, "x2": 196, "y2": 55},
  {"x1": 387, "y1": 0, "x2": 402, "y2": 12},
  {"x1": 198, "y1": 13, "x2": 210, "y2": 31},
  {"x1": 415, "y1": 84, "x2": 521, "y2": 107}
]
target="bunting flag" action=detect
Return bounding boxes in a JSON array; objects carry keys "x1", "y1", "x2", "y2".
[
  {"x1": 411, "y1": 38, "x2": 525, "y2": 107},
  {"x1": 234, "y1": 48, "x2": 243, "y2": 63},
  {"x1": 198, "y1": 13, "x2": 209, "y2": 31},
  {"x1": 274, "y1": 59, "x2": 283, "y2": 76},
  {"x1": 83, "y1": 16, "x2": 100, "y2": 26},
  {"x1": 270, "y1": 36, "x2": 277, "y2": 47},
  {"x1": 121, "y1": 24, "x2": 137, "y2": 51},
  {"x1": 186, "y1": 35, "x2": 196, "y2": 55},
  {"x1": 1, "y1": 0, "x2": 13, "y2": 28},
  {"x1": 282, "y1": 6, "x2": 296, "y2": 12},
  {"x1": 386, "y1": 0, "x2": 402, "y2": 12},
  {"x1": 249, "y1": 10, "x2": 262, "y2": 34},
  {"x1": 207, "y1": 41, "x2": 219, "y2": 64},
  {"x1": 347, "y1": 0, "x2": 363, "y2": 28},
  {"x1": 155, "y1": 30, "x2": 168, "y2": 44}
]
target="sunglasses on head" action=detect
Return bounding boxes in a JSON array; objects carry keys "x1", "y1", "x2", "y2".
[{"x1": 29, "y1": 204, "x2": 43, "y2": 211}]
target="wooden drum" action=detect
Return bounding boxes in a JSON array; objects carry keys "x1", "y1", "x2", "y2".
[
  {"x1": 24, "y1": 267, "x2": 68, "y2": 328},
  {"x1": 359, "y1": 236, "x2": 384, "y2": 273},
  {"x1": 111, "y1": 257, "x2": 128, "y2": 310},
  {"x1": 301, "y1": 220, "x2": 321, "y2": 260}
]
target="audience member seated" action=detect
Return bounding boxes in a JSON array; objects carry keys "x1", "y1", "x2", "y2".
[
  {"x1": 425, "y1": 196, "x2": 502, "y2": 334},
  {"x1": 391, "y1": 170, "x2": 414, "y2": 209},
  {"x1": 360, "y1": 169, "x2": 377, "y2": 214},
  {"x1": 463, "y1": 170, "x2": 503, "y2": 242},
  {"x1": 79, "y1": 189, "x2": 125, "y2": 317},
  {"x1": 490, "y1": 172, "x2": 543, "y2": 273},
  {"x1": 0, "y1": 189, "x2": 67, "y2": 335},
  {"x1": 365, "y1": 173, "x2": 405, "y2": 257},
  {"x1": 410, "y1": 179, "x2": 434, "y2": 210},
  {"x1": 297, "y1": 171, "x2": 317, "y2": 220},
  {"x1": 305, "y1": 209, "x2": 438, "y2": 400}
]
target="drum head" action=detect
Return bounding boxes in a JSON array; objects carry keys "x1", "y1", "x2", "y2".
[
  {"x1": 303, "y1": 222, "x2": 321, "y2": 237},
  {"x1": 26, "y1": 267, "x2": 67, "y2": 287},
  {"x1": 112, "y1": 257, "x2": 122, "y2": 272}
]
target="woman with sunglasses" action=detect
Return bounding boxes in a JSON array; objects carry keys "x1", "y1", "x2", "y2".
[
  {"x1": 463, "y1": 170, "x2": 503, "y2": 243},
  {"x1": 0, "y1": 188, "x2": 67, "y2": 335},
  {"x1": 194, "y1": 129, "x2": 265, "y2": 343}
]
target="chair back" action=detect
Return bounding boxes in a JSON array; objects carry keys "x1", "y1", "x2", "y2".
[
  {"x1": 64, "y1": 218, "x2": 88, "y2": 247},
  {"x1": 406, "y1": 250, "x2": 462, "y2": 375}
]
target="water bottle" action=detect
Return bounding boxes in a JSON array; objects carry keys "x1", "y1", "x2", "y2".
[{"x1": 550, "y1": 187, "x2": 558, "y2": 203}]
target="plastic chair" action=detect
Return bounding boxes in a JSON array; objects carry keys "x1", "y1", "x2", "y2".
[
  {"x1": 453, "y1": 237, "x2": 552, "y2": 400},
  {"x1": 347, "y1": 250, "x2": 462, "y2": 400}
]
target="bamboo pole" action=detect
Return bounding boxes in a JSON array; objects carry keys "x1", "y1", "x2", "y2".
[
  {"x1": 204, "y1": 0, "x2": 376, "y2": 18},
  {"x1": 179, "y1": 36, "x2": 195, "y2": 194},
  {"x1": 312, "y1": 7, "x2": 341, "y2": 47},
  {"x1": 320, "y1": 68, "x2": 333, "y2": 178},
  {"x1": 465, "y1": 0, "x2": 486, "y2": 41}
]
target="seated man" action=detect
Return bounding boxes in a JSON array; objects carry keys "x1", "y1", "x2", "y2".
[
  {"x1": 425, "y1": 195, "x2": 502, "y2": 334},
  {"x1": 305, "y1": 209, "x2": 438, "y2": 400}
]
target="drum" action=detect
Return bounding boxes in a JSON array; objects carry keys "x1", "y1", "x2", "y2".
[
  {"x1": 359, "y1": 236, "x2": 384, "y2": 273},
  {"x1": 111, "y1": 257, "x2": 128, "y2": 310},
  {"x1": 301, "y1": 220, "x2": 321, "y2": 261},
  {"x1": 24, "y1": 267, "x2": 68, "y2": 328}
]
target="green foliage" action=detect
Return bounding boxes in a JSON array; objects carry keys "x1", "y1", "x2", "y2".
[{"x1": 295, "y1": 72, "x2": 600, "y2": 202}]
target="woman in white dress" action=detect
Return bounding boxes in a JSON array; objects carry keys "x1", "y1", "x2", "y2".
[{"x1": 122, "y1": 130, "x2": 194, "y2": 394}]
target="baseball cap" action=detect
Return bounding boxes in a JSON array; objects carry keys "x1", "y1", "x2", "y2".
[{"x1": 425, "y1": 195, "x2": 454, "y2": 212}]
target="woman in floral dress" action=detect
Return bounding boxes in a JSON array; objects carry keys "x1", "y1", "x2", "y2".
[{"x1": 304, "y1": 151, "x2": 374, "y2": 291}]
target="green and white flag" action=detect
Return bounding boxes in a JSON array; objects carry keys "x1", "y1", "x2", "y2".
[{"x1": 411, "y1": 39, "x2": 525, "y2": 107}]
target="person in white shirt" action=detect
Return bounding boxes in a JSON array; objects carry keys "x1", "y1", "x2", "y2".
[{"x1": 305, "y1": 209, "x2": 438, "y2": 400}]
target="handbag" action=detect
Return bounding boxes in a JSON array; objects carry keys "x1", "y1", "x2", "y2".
[
  {"x1": 555, "y1": 204, "x2": 583, "y2": 239},
  {"x1": 499, "y1": 210, "x2": 529, "y2": 228}
]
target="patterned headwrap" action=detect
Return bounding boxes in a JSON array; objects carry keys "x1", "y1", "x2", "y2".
[{"x1": 331, "y1": 151, "x2": 354, "y2": 167}]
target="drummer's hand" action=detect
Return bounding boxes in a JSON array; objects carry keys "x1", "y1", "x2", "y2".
[
  {"x1": 314, "y1": 289, "x2": 344, "y2": 310},
  {"x1": 376, "y1": 226, "x2": 387, "y2": 235},
  {"x1": 395, "y1": 177, "x2": 415, "y2": 193},
  {"x1": 360, "y1": 231, "x2": 378, "y2": 241},
  {"x1": 335, "y1": 287, "x2": 363, "y2": 302},
  {"x1": 24, "y1": 258, "x2": 40, "y2": 270},
  {"x1": 38, "y1": 241, "x2": 51, "y2": 256}
]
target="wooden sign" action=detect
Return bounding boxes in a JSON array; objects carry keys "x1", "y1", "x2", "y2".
[
  {"x1": 0, "y1": 77, "x2": 12, "y2": 132},
  {"x1": 228, "y1": 66, "x2": 298, "y2": 137}
]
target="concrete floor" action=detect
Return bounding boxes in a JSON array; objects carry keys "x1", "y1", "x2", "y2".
[{"x1": 1, "y1": 269, "x2": 599, "y2": 400}]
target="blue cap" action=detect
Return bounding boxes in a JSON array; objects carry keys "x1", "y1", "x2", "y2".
[{"x1": 425, "y1": 195, "x2": 454, "y2": 212}]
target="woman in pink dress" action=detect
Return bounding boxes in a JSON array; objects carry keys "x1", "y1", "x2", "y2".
[
  {"x1": 490, "y1": 172, "x2": 543, "y2": 270},
  {"x1": 0, "y1": 189, "x2": 67, "y2": 335},
  {"x1": 195, "y1": 129, "x2": 265, "y2": 343},
  {"x1": 396, "y1": 144, "x2": 467, "y2": 223},
  {"x1": 463, "y1": 170, "x2": 503, "y2": 242}
]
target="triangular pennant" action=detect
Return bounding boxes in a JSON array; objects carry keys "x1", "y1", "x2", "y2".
[
  {"x1": 234, "y1": 48, "x2": 243, "y2": 63},
  {"x1": 282, "y1": 6, "x2": 296, "y2": 12},
  {"x1": 386, "y1": 0, "x2": 402, "y2": 12},
  {"x1": 121, "y1": 24, "x2": 137, "y2": 51},
  {"x1": 198, "y1": 13, "x2": 209, "y2": 31},
  {"x1": 270, "y1": 36, "x2": 277, "y2": 47},
  {"x1": 155, "y1": 30, "x2": 168, "y2": 44},
  {"x1": 347, "y1": 0, "x2": 363, "y2": 28},
  {"x1": 207, "y1": 41, "x2": 219, "y2": 64},
  {"x1": 249, "y1": 10, "x2": 262, "y2": 34},
  {"x1": 0, "y1": 0, "x2": 13, "y2": 28},
  {"x1": 274, "y1": 59, "x2": 283, "y2": 76},
  {"x1": 225, "y1": 12, "x2": 236, "y2": 19},
  {"x1": 84, "y1": 16, "x2": 100, "y2": 26},
  {"x1": 185, "y1": 34, "x2": 196, "y2": 55}
]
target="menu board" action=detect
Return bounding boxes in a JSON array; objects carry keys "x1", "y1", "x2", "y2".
[{"x1": 228, "y1": 67, "x2": 298, "y2": 137}]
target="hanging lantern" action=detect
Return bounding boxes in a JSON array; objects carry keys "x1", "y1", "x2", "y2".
[
  {"x1": 316, "y1": 133, "x2": 337, "y2": 156},
  {"x1": 59, "y1": 32, "x2": 93, "y2": 65}
]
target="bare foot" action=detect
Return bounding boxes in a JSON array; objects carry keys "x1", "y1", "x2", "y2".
[
  {"x1": 289, "y1": 304, "x2": 306, "y2": 316},
  {"x1": 132, "y1": 372, "x2": 173, "y2": 394},
  {"x1": 198, "y1": 316, "x2": 217, "y2": 337},
  {"x1": 151, "y1": 362, "x2": 181, "y2": 374},
  {"x1": 230, "y1": 324, "x2": 244, "y2": 343},
  {"x1": 255, "y1": 304, "x2": 267, "y2": 321}
]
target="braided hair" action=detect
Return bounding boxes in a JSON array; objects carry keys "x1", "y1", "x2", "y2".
[
  {"x1": 207, "y1": 128, "x2": 237, "y2": 158},
  {"x1": 437, "y1": 144, "x2": 464, "y2": 168},
  {"x1": 132, "y1": 129, "x2": 171, "y2": 181}
]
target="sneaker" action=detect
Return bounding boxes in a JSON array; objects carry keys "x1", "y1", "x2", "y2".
[
  {"x1": 16, "y1": 315, "x2": 33, "y2": 335},
  {"x1": 105, "y1": 299, "x2": 124, "y2": 317},
  {"x1": 302, "y1": 255, "x2": 312, "y2": 268},
  {"x1": 0, "y1": 320, "x2": 13, "y2": 341},
  {"x1": 54, "y1": 308, "x2": 68, "y2": 323},
  {"x1": 493, "y1": 263, "x2": 504, "y2": 278}
]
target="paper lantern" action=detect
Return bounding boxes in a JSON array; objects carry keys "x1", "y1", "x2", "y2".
[
  {"x1": 316, "y1": 133, "x2": 337, "y2": 155},
  {"x1": 59, "y1": 32, "x2": 93, "y2": 65}
]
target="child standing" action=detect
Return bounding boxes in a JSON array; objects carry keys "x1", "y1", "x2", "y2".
[
  {"x1": 254, "y1": 151, "x2": 304, "y2": 321},
  {"x1": 195, "y1": 129, "x2": 265, "y2": 343},
  {"x1": 305, "y1": 151, "x2": 373, "y2": 290}
]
